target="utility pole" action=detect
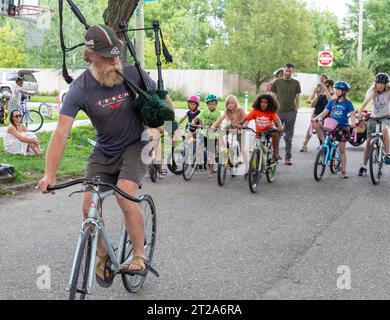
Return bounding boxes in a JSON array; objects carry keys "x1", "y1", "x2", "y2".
[
  {"x1": 135, "y1": 0, "x2": 145, "y2": 68},
  {"x1": 357, "y1": 0, "x2": 364, "y2": 66}
]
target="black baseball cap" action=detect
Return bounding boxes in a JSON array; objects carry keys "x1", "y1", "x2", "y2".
[{"x1": 85, "y1": 24, "x2": 123, "y2": 58}]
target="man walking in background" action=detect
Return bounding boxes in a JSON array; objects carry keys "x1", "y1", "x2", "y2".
[{"x1": 271, "y1": 63, "x2": 301, "y2": 165}]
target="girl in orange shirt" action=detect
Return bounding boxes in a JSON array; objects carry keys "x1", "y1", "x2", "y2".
[{"x1": 240, "y1": 94, "x2": 283, "y2": 161}]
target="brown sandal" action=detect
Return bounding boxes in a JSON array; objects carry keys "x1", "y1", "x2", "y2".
[
  {"x1": 95, "y1": 253, "x2": 114, "y2": 288},
  {"x1": 120, "y1": 256, "x2": 147, "y2": 276}
]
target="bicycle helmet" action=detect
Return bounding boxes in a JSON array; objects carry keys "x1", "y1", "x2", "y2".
[
  {"x1": 187, "y1": 95, "x2": 200, "y2": 105},
  {"x1": 205, "y1": 93, "x2": 218, "y2": 103},
  {"x1": 375, "y1": 73, "x2": 389, "y2": 84},
  {"x1": 334, "y1": 81, "x2": 351, "y2": 92}
]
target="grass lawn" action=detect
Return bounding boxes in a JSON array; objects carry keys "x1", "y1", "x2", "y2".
[{"x1": 0, "y1": 125, "x2": 96, "y2": 189}]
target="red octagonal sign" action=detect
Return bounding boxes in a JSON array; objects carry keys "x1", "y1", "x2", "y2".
[{"x1": 318, "y1": 51, "x2": 333, "y2": 67}]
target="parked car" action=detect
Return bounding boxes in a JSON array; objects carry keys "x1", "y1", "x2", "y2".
[{"x1": 0, "y1": 69, "x2": 39, "y2": 96}]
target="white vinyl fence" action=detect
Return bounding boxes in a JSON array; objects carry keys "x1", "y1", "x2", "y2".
[{"x1": 12, "y1": 68, "x2": 321, "y2": 97}]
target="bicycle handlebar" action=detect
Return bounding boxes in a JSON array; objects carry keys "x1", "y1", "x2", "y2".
[
  {"x1": 47, "y1": 178, "x2": 144, "y2": 203},
  {"x1": 243, "y1": 127, "x2": 278, "y2": 136},
  {"x1": 369, "y1": 115, "x2": 390, "y2": 122}
]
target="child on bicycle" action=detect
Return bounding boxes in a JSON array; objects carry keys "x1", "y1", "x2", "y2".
[
  {"x1": 191, "y1": 93, "x2": 221, "y2": 178},
  {"x1": 239, "y1": 94, "x2": 283, "y2": 162},
  {"x1": 313, "y1": 81, "x2": 356, "y2": 179},
  {"x1": 357, "y1": 73, "x2": 390, "y2": 176},
  {"x1": 212, "y1": 95, "x2": 247, "y2": 175},
  {"x1": 178, "y1": 95, "x2": 201, "y2": 141}
]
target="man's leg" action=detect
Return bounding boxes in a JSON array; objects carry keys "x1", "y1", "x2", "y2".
[
  {"x1": 284, "y1": 111, "x2": 297, "y2": 161},
  {"x1": 116, "y1": 179, "x2": 146, "y2": 272}
]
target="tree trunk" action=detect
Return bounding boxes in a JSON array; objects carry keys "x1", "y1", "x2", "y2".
[{"x1": 103, "y1": 0, "x2": 140, "y2": 62}]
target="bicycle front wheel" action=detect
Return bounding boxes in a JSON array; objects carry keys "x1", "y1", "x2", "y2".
[
  {"x1": 167, "y1": 144, "x2": 184, "y2": 175},
  {"x1": 22, "y1": 110, "x2": 43, "y2": 132},
  {"x1": 122, "y1": 195, "x2": 157, "y2": 293},
  {"x1": 314, "y1": 147, "x2": 327, "y2": 181},
  {"x1": 369, "y1": 138, "x2": 384, "y2": 185},
  {"x1": 183, "y1": 143, "x2": 197, "y2": 181},
  {"x1": 330, "y1": 147, "x2": 341, "y2": 174},
  {"x1": 149, "y1": 162, "x2": 158, "y2": 183},
  {"x1": 217, "y1": 150, "x2": 229, "y2": 186},
  {"x1": 266, "y1": 152, "x2": 277, "y2": 183},
  {"x1": 249, "y1": 149, "x2": 261, "y2": 193},
  {"x1": 39, "y1": 103, "x2": 52, "y2": 120},
  {"x1": 69, "y1": 226, "x2": 92, "y2": 300}
]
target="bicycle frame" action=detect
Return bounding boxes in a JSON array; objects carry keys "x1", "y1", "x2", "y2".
[
  {"x1": 67, "y1": 186, "x2": 128, "y2": 294},
  {"x1": 253, "y1": 134, "x2": 272, "y2": 171},
  {"x1": 320, "y1": 133, "x2": 338, "y2": 165}
]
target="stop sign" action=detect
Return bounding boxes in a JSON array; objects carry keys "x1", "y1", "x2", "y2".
[{"x1": 318, "y1": 51, "x2": 333, "y2": 67}]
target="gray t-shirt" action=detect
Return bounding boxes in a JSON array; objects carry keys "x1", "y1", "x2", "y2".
[
  {"x1": 371, "y1": 91, "x2": 390, "y2": 118},
  {"x1": 60, "y1": 64, "x2": 156, "y2": 157}
]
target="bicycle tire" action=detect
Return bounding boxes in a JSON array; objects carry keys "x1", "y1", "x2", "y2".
[
  {"x1": 22, "y1": 110, "x2": 43, "y2": 132},
  {"x1": 369, "y1": 138, "x2": 384, "y2": 185},
  {"x1": 149, "y1": 162, "x2": 158, "y2": 183},
  {"x1": 330, "y1": 146, "x2": 341, "y2": 174},
  {"x1": 314, "y1": 147, "x2": 327, "y2": 181},
  {"x1": 183, "y1": 142, "x2": 197, "y2": 181},
  {"x1": 121, "y1": 195, "x2": 157, "y2": 293},
  {"x1": 167, "y1": 145, "x2": 184, "y2": 175},
  {"x1": 266, "y1": 152, "x2": 276, "y2": 183},
  {"x1": 69, "y1": 226, "x2": 92, "y2": 300},
  {"x1": 217, "y1": 150, "x2": 228, "y2": 186},
  {"x1": 39, "y1": 103, "x2": 52, "y2": 120},
  {"x1": 249, "y1": 149, "x2": 261, "y2": 193}
]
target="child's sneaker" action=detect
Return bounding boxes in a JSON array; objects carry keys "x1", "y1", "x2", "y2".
[
  {"x1": 358, "y1": 167, "x2": 367, "y2": 176},
  {"x1": 300, "y1": 143, "x2": 308, "y2": 152},
  {"x1": 384, "y1": 154, "x2": 390, "y2": 165}
]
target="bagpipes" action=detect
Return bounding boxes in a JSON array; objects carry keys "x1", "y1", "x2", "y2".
[{"x1": 58, "y1": 0, "x2": 177, "y2": 132}]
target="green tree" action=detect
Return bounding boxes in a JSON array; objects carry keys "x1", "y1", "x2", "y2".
[
  {"x1": 143, "y1": 0, "x2": 225, "y2": 69},
  {"x1": 364, "y1": 0, "x2": 390, "y2": 73},
  {"x1": 209, "y1": 0, "x2": 316, "y2": 92},
  {"x1": 0, "y1": 19, "x2": 27, "y2": 67}
]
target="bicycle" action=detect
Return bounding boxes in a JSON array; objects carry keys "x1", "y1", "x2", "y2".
[
  {"x1": 244, "y1": 127, "x2": 279, "y2": 193},
  {"x1": 348, "y1": 110, "x2": 370, "y2": 147},
  {"x1": 368, "y1": 115, "x2": 390, "y2": 185},
  {"x1": 20, "y1": 99, "x2": 44, "y2": 132},
  {"x1": 313, "y1": 122, "x2": 342, "y2": 181},
  {"x1": 167, "y1": 134, "x2": 186, "y2": 175},
  {"x1": 47, "y1": 177, "x2": 159, "y2": 300},
  {"x1": 217, "y1": 128, "x2": 241, "y2": 186},
  {"x1": 182, "y1": 125, "x2": 211, "y2": 181},
  {"x1": 38, "y1": 102, "x2": 60, "y2": 120}
]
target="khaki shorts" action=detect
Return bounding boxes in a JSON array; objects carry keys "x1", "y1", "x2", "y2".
[{"x1": 85, "y1": 141, "x2": 147, "y2": 187}]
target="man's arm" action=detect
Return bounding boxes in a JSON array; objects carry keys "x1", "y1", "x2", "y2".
[
  {"x1": 295, "y1": 94, "x2": 301, "y2": 111},
  {"x1": 38, "y1": 114, "x2": 75, "y2": 192}
]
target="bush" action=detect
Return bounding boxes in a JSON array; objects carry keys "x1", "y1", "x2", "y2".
[
  {"x1": 335, "y1": 65, "x2": 374, "y2": 100},
  {"x1": 166, "y1": 89, "x2": 188, "y2": 101}
]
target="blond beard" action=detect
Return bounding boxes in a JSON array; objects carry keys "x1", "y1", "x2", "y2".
[{"x1": 89, "y1": 60, "x2": 124, "y2": 87}]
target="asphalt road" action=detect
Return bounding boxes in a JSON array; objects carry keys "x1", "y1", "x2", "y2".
[{"x1": 1, "y1": 110, "x2": 390, "y2": 300}]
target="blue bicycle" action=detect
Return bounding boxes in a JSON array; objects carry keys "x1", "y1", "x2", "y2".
[{"x1": 314, "y1": 127, "x2": 342, "y2": 181}]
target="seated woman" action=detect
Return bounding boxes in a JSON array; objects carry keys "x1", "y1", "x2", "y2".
[{"x1": 3, "y1": 110, "x2": 43, "y2": 156}]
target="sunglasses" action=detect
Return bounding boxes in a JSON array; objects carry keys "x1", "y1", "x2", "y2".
[{"x1": 13, "y1": 114, "x2": 21, "y2": 118}]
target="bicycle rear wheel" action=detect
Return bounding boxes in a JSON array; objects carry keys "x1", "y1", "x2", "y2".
[
  {"x1": 249, "y1": 149, "x2": 261, "y2": 193},
  {"x1": 69, "y1": 226, "x2": 92, "y2": 300},
  {"x1": 369, "y1": 138, "x2": 384, "y2": 185},
  {"x1": 314, "y1": 147, "x2": 327, "y2": 181},
  {"x1": 22, "y1": 110, "x2": 43, "y2": 132},
  {"x1": 121, "y1": 195, "x2": 157, "y2": 293}
]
